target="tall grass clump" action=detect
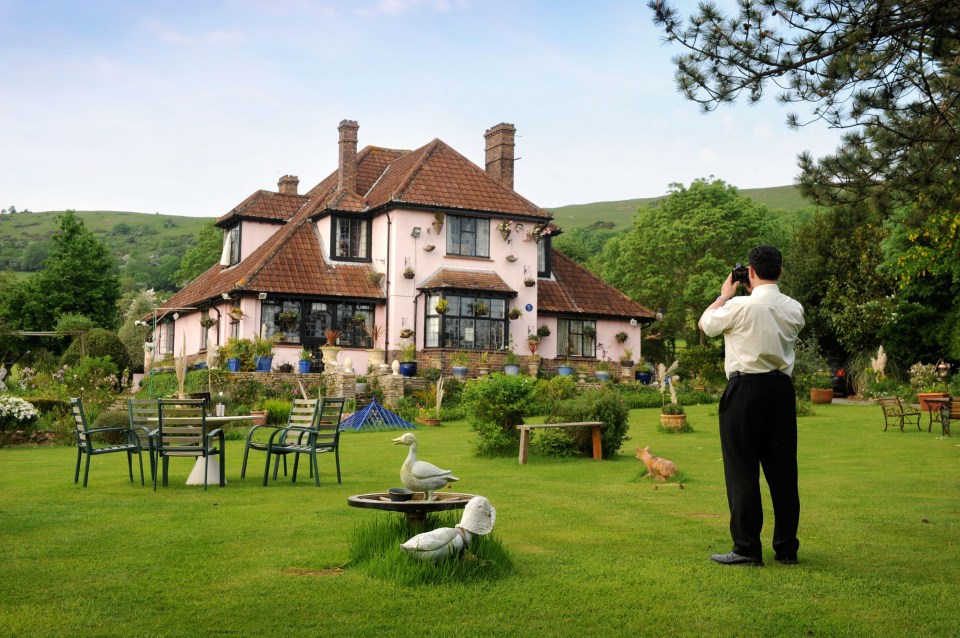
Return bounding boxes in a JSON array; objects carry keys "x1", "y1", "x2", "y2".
[{"x1": 348, "y1": 512, "x2": 513, "y2": 585}]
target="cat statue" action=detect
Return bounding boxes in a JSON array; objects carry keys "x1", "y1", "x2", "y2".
[{"x1": 636, "y1": 446, "x2": 678, "y2": 481}]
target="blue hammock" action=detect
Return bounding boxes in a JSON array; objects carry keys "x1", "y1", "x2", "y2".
[{"x1": 338, "y1": 399, "x2": 416, "y2": 432}]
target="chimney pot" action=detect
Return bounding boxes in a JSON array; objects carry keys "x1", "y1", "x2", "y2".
[
  {"x1": 338, "y1": 120, "x2": 360, "y2": 193},
  {"x1": 278, "y1": 175, "x2": 299, "y2": 195},
  {"x1": 484, "y1": 122, "x2": 516, "y2": 190}
]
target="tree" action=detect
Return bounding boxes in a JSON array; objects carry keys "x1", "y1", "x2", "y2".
[
  {"x1": 649, "y1": 0, "x2": 960, "y2": 209},
  {"x1": 174, "y1": 221, "x2": 223, "y2": 286},
  {"x1": 17, "y1": 211, "x2": 121, "y2": 331},
  {"x1": 598, "y1": 178, "x2": 783, "y2": 341}
]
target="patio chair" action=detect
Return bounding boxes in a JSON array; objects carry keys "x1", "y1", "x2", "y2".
[
  {"x1": 240, "y1": 398, "x2": 318, "y2": 480},
  {"x1": 878, "y1": 396, "x2": 921, "y2": 432},
  {"x1": 71, "y1": 397, "x2": 144, "y2": 488},
  {"x1": 264, "y1": 397, "x2": 345, "y2": 486},
  {"x1": 155, "y1": 398, "x2": 225, "y2": 490},
  {"x1": 127, "y1": 398, "x2": 158, "y2": 482},
  {"x1": 939, "y1": 397, "x2": 958, "y2": 437}
]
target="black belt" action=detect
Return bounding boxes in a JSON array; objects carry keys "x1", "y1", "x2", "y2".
[{"x1": 728, "y1": 370, "x2": 787, "y2": 378}]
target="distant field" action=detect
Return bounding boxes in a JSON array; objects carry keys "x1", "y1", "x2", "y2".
[{"x1": 549, "y1": 184, "x2": 816, "y2": 230}]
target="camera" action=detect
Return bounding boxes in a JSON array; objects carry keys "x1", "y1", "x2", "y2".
[{"x1": 731, "y1": 262, "x2": 749, "y2": 285}]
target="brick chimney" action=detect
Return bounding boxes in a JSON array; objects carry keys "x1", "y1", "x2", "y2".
[
  {"x1": 277, "y1": 175, "x2": 299, "y2": 195},
  {"x1": 484, "y1": 122, "x2": 516, "y2": 190},
  {"x1": 338, "y1": 119, "x2": 359, "y2": 192}
]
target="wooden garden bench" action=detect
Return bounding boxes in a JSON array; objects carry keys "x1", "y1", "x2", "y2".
[
  {"x1": 878, "y1": 397, "x2": 921, "y2": 432},
  {"x1": 516, "y1": 422, "x2": 605, "y2": 464}
]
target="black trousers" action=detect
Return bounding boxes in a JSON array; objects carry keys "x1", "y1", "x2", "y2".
[{"x1": 718, "y1": 373, "x2": 800, "y2": 559}]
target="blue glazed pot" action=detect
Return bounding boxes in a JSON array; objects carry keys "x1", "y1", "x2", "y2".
[
  {"x1": 298, "y1": 360, "x2": 311, "y2": 374},
  {"x1": 399, "y1": 361, "x2": 417, "y2": 377},
  {"x1": 636, "y1": 371, "x2": 652, "y2": 384},
  {"x1": 227, "y1": 358, "x2": 240, "y2": 372},
  {"x1": 557, "y1": 365, "x2": 574, "y2": 376},
  {"x1": 452, "y1": 366, "x2": 468, "y2": 379},
  {"x1": 503, "y1": 364, "x2": 520, "y2": 376},
  {"x1": 254, "y1": 356, "x2": 273, "y2": 372},
  {"x1": 596, "y1": 371, "x2": 611, "y2": 382}
]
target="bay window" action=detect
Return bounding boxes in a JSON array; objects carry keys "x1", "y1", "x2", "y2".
[{"x1": 425, "y1": 292, "x2": 506, "y2": 349}]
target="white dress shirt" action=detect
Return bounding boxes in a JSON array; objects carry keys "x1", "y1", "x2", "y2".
[{"x1": 699, "y1": 284, "x2": 805, "y2": 378}]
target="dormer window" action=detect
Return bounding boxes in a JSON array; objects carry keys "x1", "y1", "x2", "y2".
[
  {"x1": 220, "y1": 225, "x2": 241, "y2": 267},
  {"x1": 332, "y1": 216, "x2": 370, "y2": 261}
]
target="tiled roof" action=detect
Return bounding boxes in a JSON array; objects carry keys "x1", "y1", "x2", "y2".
[
  {"x1": 538, "y1": 250, "x2": 655, "y2": 320},
  {"x1": 364, "y1": 140, "x2": 549, "y2": 219},
  {"x1": 163, "y1": 215, "x2": 384, "y2": 310},
  {"x1": 418, "y1": 268, "x2": 516, "y2": 295},
  {"x1": 215, "y1": 190, "x2": 309, "y2": 226}
]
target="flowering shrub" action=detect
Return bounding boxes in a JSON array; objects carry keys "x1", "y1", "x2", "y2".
[
  {"x1": 0, "y1": 396, "x2": 40, "y2": 430},
  {"x1": 908, "y1": 362, "x2": 946, "y2": 392}
]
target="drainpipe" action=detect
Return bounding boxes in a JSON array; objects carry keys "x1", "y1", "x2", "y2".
[{"x1": 385, "y1": 212, "x2": 392, "y2": 358}]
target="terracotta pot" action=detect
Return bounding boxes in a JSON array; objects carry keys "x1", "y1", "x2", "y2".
[
  {"x1": 250, "y1": 410, "x2": 269, "y2": 426},
  {"x1": 660, "y1": 414, "x2": 686, "y2": 431},
  {"x1": 810, "y1": 388, "x2": 833, "y2": 404},
  {"x1": 418, "y1": 417, "x2": 440, "y2": 427},
  {"x1": 917, "y1": 392, "x2": 949, "y2": 411}
]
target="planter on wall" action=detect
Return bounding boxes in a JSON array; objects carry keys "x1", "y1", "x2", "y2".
[
  {"x1": 227, "y1": 358, "x2": 240, "y2": 372},
  {"x1": 399, "y1": 361, "x2": 417, "y2": 377},
  {"x1": 298, "y1": 360, "x2": 311, "y2": 374},
  {"x1": 810, "y1": 388, "x2": 833, "y2": 404},
  {"x1": 557, "y1": 365, "x2": 574, "y2": 377},
  {"x1": 254, "y1": 356, "x2": 273, "y2": 372},
  {"x1": 451, "y1": 366, "x2": 468, "y2": 379},
  {"x1": 595, "y1": 371, "x2": 611, "y2": 382}
]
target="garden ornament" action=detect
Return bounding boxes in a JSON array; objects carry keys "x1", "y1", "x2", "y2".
[
  {"x1": 636, "y1": 446, "x2": 678, "y2": 481},
  {"x1": 400, "y1": 496, "x2": 496, "y2": 561},
  {"x1": 392, "y1": 432, "x2": 459, "y2": 500}
]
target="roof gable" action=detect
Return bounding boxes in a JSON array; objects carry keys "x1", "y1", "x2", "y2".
[{"x1": 538, "y1": 250, "x2": 655, "y2": 320}]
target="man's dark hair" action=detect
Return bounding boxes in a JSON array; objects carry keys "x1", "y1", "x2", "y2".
[{"x1": 748, "y1": 245, "x2": 782, "y2": 281}]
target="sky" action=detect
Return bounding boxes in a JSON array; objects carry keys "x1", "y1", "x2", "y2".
[{"x1": 0, "y1": 0, "x2": 846, "y2": 218}]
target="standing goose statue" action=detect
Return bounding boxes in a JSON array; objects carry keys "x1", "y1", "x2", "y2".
[
  {"x1": 400, "y1": 496, "x2": 496, "y2": 561},
  {"x1": 392, "y1": 432, "x2": 459, "y2": 501}
]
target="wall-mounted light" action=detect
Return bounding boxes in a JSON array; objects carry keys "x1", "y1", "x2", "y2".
[
  {"x1": 134, "y1": 320, "x2": 147, "y2": 327},
  {"x1": 172, "y1": 313, "x2": 180, "y2": 321},
  {"x1": 258, "y1": 292, "x2": 267, "y2": 300},
  {"x1": 515, "y1": 222, "x2": 524, "y2": 232},
  {"x1": 222, "y1": 293, "x2": 231, "y2": 300},
  {"x1": 629, "y1": 318, "x2": 638, "y2": 327},
  {"x1": 411, "y1": 227, "x2": 421, "y2": 238}
]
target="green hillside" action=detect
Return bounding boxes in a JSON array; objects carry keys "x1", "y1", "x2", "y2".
[{"x1": 549, "y1": 184, "x2": 816, "y2": 230}]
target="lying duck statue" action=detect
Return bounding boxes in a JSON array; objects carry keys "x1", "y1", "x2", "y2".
[
  {"x1": 392, "y1": 432, "x2": 459, "y2": 501},
  {"x1": 400, "y1": 496, "x2": 496, "y2": 561}
]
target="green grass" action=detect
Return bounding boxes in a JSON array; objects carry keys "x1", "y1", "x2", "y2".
[{"x1": 1, "y1": 404, "x2": 958, "y2": 637}]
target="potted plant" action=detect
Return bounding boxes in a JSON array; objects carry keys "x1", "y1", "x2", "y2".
[
  {"x1": 432, "y1": 211, "x2": 445, "y2": 234},
  {"x1": 537, "y1": 324, "x2": 551, "y2": 338},
  {"x1": 496, "y1": 220, "x2": 512, "y2": 240},
  {"x1": 321, "y1": 329, "x2": 341, "y2": 368},
  {"x1": 635, "y1": 358, "x2": 654, "y2": 384},
  {"x1": 297, "y1": 347, "x2": 312, "y2": 374},
  {"x1": 526, "y1": 334, "x2": 541, "y2": 376},
  {"x1": 524, "y1": 276, "x2": 536, "y2": 287},
  {"x1": 228, "y1": 306, "x2": 245, "y2": 321},
  {"x1": 809, "y1": 369, "x2": 834, "y2": 404},
  {"x1": 199, "y1": 313, "x2": 217, "y2": 330},
  {"x1": 364, "y1": 324, "x2": 385, "y2": 367},
  {"x1": 910, "y1": 362, "x2": 949, "y2": 411},
  {"x1": 403, "y1": 266, "x2": 415, "y2": 279},
  {"x1": 398, "y1": 341, "x2": 417, "y2": 377},
  {"x1": 355, "y1": 375, "x2": 368, "y2": 394},
  {"x1": 503, "y1": 349, "x2": 521, "y2": 376},
  {"x1": 399, "y1": 327, "x2": 415, "y2": 340},
  {"x1": 508, "y1": 307, "x2": 523, "y2": 320},
  {"x1": 660, "y1": 401, "x2": 687, "y2": 431},
  {"x1": 595, "y1": 360, "x2": 611, "y2": 382},
  {"x1": 277, "y1": 310, "x2": 299, "y2": 331},
  {"x1": 252, "y1": 334, "x2": 277, "y2": 372},
  {"x1": 477, "y1": 351, "x2": 490, "y2": 377},
  {"x1": 583, "y1": 324, "x2": 597, "y2": 339},
  {"x1": 615, "y1": 331, "x2": 628, "y2": 345},
  {"x1": 368, "y1": 271, "x2": 384, "y2": 285},
  {"x1": 506, "y1": 254, "x2": 518, "y2": 262},
  {"x1": 423, "y1": 243, "x2": 435, "y2": 252},
  {"x1": 473, "y1": 301, "x2": 489, "y2": 317},
  {"x1": 620, "y1": 347, "x2": 634, "y2": 368},
  {"x1": 450, "y1": 351, "x2": 470, "y2": 379},
  {"x1": 435, "y1": 298, "x2": 449, "y2": 314}
]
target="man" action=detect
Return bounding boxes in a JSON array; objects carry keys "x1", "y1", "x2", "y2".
[{"x1": 699, "y1": 245, "x2": 805, "y2": 566}]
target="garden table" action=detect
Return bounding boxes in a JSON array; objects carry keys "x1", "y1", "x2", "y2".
[
  {"x1": 924, "y1": 397, "x2": 950, "y2": 434},
  {"x1": 347, "y1": 492, "x2": 477, "y2": 529},
  {"x1": 515, "y1": 421, "x2": 605, "y2": 464},
  {"x1": 149, "y1": 415, "x2": 256, "y2": 485}
]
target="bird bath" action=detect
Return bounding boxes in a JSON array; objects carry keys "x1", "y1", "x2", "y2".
[{"x1": 347, "y1": 492, "x2": 477, "y2": 529}]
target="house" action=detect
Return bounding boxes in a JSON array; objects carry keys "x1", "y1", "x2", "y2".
[{"x1": 152, "y1": 120, "x2": 655, "y2": 374}]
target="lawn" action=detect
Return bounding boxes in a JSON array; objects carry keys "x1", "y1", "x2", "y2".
[{"x1": 1, "y1": 403, "x2": 958, "y2": 637}]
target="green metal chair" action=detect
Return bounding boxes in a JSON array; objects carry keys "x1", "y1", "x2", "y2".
[
  {"x1": 71, "y1": 397, "x2": 144, "y2": 487},
  {"x1": 155, "y1": 398, "x2": 224, "y2": 490},
  {"x1": 240, "y1": 398, "x2": 318, "y2": 480},
  {"x1": 127, "y1": 398, "x2": 158, "y2": 482},
  {"x1": 264, "y1": 397, "x2": 345, "y2": 486}
]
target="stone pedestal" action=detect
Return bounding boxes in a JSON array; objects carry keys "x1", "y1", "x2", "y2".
[{"x1": 380, "y1": 373, "x2": 404, "y2": 407}]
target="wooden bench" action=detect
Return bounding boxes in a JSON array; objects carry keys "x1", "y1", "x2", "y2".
[
  {"x1": 516, "y1": 422, "x2": 605, "y2": 465},
  {"x1": 878, "y1": 396, "x2": 921, "y2": 432}
]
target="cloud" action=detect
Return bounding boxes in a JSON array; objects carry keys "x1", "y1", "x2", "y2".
[
  {"x1": 144, "y1": 21, "x2": 244, "y2": 46},
  {"x1": 357, "y1": 0, "x2": 472, "y2": 17},
  {"x1": 699, "y1": 148, "x2": 717, "y2": 166}
]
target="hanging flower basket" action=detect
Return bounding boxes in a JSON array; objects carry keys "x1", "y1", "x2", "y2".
[
  {"x1": 435, "y1": 299, "x2": 449, "y2": 314},
  {"x1": 496, "y1": 220, "x2": 512, "y2": 241},
  {"x1": 228, "y1": 307, "x2": 245, "y2": 321},
  {"x1": 473, "y1": 302, "x2": 489, "y2": 317},
  {"x1": 199, "y1": 315, "x2": 217, "y2": 330},
  {"x1": 524, "y1": 278, "x2": 536, "y2": 287},
  {"x1": 508, "y1": 307, "x2": 522, "y2": 320}
]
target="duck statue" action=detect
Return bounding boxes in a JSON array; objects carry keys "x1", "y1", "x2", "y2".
[
  {"x1": 392, "y1": 432, "x2": 459, "y2": 501},
  {"x1": 400, "y1": 496, "x2": 496, "y2": 561}
]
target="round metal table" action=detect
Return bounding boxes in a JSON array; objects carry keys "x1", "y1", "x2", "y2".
[{"x1": 347, "y1": 492, "x2": 477, "y2": 528}]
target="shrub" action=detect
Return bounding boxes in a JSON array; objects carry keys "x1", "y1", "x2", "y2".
[
  {"x1": 260, "y1": 399, "x2": 291, "y2": 425},
  {"x1": 0, "y1": 396, "x2": 40, "y2": 431},
  {"x1": 92, "y1": 409, "x2": 131, "y2": 444},
  {"x1": 677, "y1": 343, "x2": 723, "y2": 381},
  {"x1": 547, "y1": 387, "x2": 629, "y2": 459},
  {"x1": 60, "y1": 328, "x2": 132, "y2": 376},
  {"x1": 60, "y1": 356, "x2": 122, "y2": 419},
  {"x1": 462, "y1": 373, "x2": 536, "y2": 456},
  {"x1": 530, "y1": 376, "x2": 578, "y2": 417}
]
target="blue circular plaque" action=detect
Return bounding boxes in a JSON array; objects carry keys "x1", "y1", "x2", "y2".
[{"x1": 525, "y1": 303, "x2": 533, "y2": 312}]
